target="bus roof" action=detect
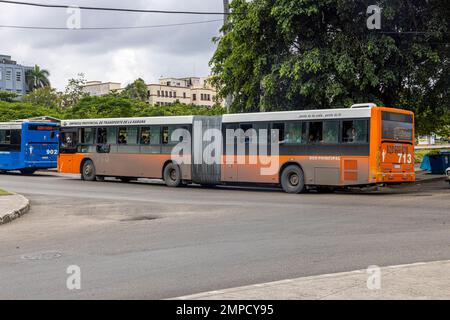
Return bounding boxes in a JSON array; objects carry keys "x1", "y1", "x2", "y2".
[
  {"x1": 222, "y1": 107, "x2": 373, "y2": 123},
  {"x1": 0, "y1": 122, "x2": 22, "y2": 130},
  {"x1": 61, "y1": 116, "x2": 195, "y2": 128},
  {"x1": 60, "y1": 105, "x2": 411, "y2": 128}
]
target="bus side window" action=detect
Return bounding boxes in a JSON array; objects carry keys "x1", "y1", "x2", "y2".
[
  {"x1": 80, "y1": 128, "x2": 94, "y2": 144},
  {"x1": 162, "y1": 126, "x2": 169, "y2": 144},
  {"x1": 272, "y1": 123, "x2": 285, "y2": 144},
  {"x1": 239, "y1": 123, "x2": 253, "y2": 144},
  {"x1": 61, "y1": 131, "x2": 77, "y2": 150},
  {"x1": 308, "y1": 122, "x2": 323, "y2": 144},
  {"x1": 10, "y1": 130, "x2": 21, "y2": 146},
  {"x1": 322, "y1": 121, "x2": 339, "y2": 144},
  {"x1": 285, "y1": 122, "x2": 307, "y2": 144},
  {"x1": 140, "y1": 127, "x2": 151, "y2": 145},
  {"x1": 97, "y1": 128, "x2": 107, "y2": 144},
  {"x1": 118, "y1": 127, "x2": 128, "y2": 145},
  {"x1": 0, "y1": 129, "x2": 21, "y2": 151},
  {"x1": 342, "y1": 120, "x2": 368, "y2": 143},
  {"x1": 150, "y1": 126, "x2": 160, "y2": 145}
]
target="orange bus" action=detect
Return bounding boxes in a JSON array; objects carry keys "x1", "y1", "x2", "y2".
[{"x1": 58, "y1": 103, "x2": 415, "y2": 193}]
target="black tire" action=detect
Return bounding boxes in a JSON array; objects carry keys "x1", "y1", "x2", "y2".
[
  {"x1": 81, "y1": 160, "x2": 97, "y2": 181},
  {"x1": 20, "y1": 168, "x2": 36, "y2": 175},
  {"x1": 163, "y1": 162, "x2": 182, "y2": 187},
  {"x1": 280, "y1": 165, "x2": 305, "y2": 194}
]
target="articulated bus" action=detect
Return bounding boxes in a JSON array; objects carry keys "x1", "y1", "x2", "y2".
[
  {"x1": 58, "y1": 103, "x2": 415, "y2": 193},
  {"x1": 0, "y1": 121, "x2": 59, "y2": 175}
]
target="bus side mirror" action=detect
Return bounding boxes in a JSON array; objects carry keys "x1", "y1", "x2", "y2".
[{"x1": 97, "y1": 144, "x2": 111, "y2": 154}]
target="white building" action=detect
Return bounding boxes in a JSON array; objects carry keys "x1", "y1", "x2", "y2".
[
  {"x1": 82, "y1": 81, "x2": 122, "y2": 97},
  {"x1": 148, "y1": 77, "x2": 222, "y2": 108}
]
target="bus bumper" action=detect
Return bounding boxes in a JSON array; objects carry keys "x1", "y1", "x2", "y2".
[
  {"x1": 376, "y1": 172, "x2": 416, "y2": 183},
  {"x1": 23, "y1": 161, "x2": 58, "y2": 169}
]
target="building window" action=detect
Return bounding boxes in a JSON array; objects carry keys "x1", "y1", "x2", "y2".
[
  {"x1": 157, "y1": 90, "x2": 160, "y2": 97},
  {"x1": 16, "y1": 71, "x2": 21, "y2": 82},
  {"x1": 193, "y1": 94, "x2": 197, "y2": 101},
  {"x1": 183, "y1": 92, "x2": 186, "y2": 99},
  {"x1": 5, "y1": 70, "x2": 12, "y2": 81},
  {"x1": 173, "y1": 91, "x2": 176, "y2": 98},
  {"x1": 169, "y1": 91, "x2": 172, "y2": 98}
]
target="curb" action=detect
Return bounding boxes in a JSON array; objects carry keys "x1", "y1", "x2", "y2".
[{"x1": 0, "y1": 195, "x2": 31, "y2": 225}]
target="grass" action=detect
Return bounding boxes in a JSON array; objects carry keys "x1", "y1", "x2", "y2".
[
  {"x1": 0, "y1": 189, "x2": 12, "y2": 196},
  {"x1": 415, "y1": 149, "x2": 450, "y2": 164}
]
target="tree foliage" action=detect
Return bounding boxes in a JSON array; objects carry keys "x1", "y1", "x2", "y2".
[
  {"x1": 0, "y1": 90, "x2": 19, "y2": 102},
  {"x1": 210, "y1": 0, "x2": 449, "y2": 134},
  {"x1": 121, "y1": 78, "x2": 149, "y2": 102},
  {"x1": 0, "y1": 95, "x2": 224, "y2": 123},
  {"x1": 61, "y1": 74, "x2": 88, "y2": 109},
  {"x1": 26, "y1": 65, "x2": 51, "y2": 91},
  {"x1": 22, "y1": 86, "x2": 62, "y2": 109}
]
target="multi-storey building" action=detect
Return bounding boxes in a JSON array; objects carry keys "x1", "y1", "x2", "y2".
[
  {"x1": 0, "y1": 54, "x2": 32, "y2": 97},
  {"x1": 148, "y1": 77, "x2": 222, "y2": 107}
]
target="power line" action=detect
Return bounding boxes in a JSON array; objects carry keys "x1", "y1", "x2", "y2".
[
  {"x1": 0, "y1": 19, "x2": 223, "y2": 31},
  {"x1": 0, "y1": 0, "x2": 232, "y2": 15}
]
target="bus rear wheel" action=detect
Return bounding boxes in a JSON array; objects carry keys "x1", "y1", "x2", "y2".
[
  {"x1": 163, "y1": 163, "x2": 182, "y2": 187},
  {"x1": 20, "y1": 168, "x2": 36, "y2": 175},
  {"x1": 81, "y1": 160, "x2": 97, "y2": 181},
  {"x1": 280, "y1": 165, "x2": 305, "y2": 194}
]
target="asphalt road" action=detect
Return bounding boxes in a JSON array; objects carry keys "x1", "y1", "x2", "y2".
[{"x1": 0, "y1": 172, "x2": 449, "y2": 299}]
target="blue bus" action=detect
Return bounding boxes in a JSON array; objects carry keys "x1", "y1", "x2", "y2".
[{"x1": 0, "y1": 121, "x2": 59, "y2": 175}]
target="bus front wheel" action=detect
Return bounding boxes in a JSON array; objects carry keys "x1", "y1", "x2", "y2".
[
  {"x1": 281, "y1": 165, "x2": 305, "y2": 194},
  {"x1": 81, "y1": 160, "x2": 97, "y2": 181},
  {"x1": 163, "y1": 163, "x2": 182, "y2": 187}
]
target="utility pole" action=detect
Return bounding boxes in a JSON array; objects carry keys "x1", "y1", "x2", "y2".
[{"x1": 223, "y1": 0, "x2": 233, "y2": 112}]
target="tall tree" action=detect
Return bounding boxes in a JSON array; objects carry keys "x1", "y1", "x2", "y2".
[
  {"x1": 122, "y1": 78, "x2": 149, "y2": 102},
  {"x1": 61, "y1": 73, "x2": 87, "y2": 109},
  {"x1": 26, "y1": 65, "x2": 51, "y2": 91},
  {"x1": 210, "y1": 0, "x2": 449, "y2": 135}
]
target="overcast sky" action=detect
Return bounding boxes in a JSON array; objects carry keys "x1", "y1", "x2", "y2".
[{"x1": 0, "y1": 0, "x2": 224, "y2": 90}]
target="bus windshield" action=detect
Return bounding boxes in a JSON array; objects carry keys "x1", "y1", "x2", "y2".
[{"x1": 382, "y1": 112, "x2": 413, "y2": 142}]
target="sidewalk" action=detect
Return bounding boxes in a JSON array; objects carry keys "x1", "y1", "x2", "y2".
[
  {"x1": 0, "y1": 192, "x2": 30, "y2": 225},
  {"x1": 175, "y1": 260, "x2": 450, "y2": 300}
]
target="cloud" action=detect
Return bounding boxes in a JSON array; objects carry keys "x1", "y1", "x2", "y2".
[{"x1": 0, "y1": 0, "x2": 224, "y2": 90}]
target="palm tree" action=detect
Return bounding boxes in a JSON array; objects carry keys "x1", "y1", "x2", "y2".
[{"x1": 26, "y1": 65, "x2": 50, "y2": 92}]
